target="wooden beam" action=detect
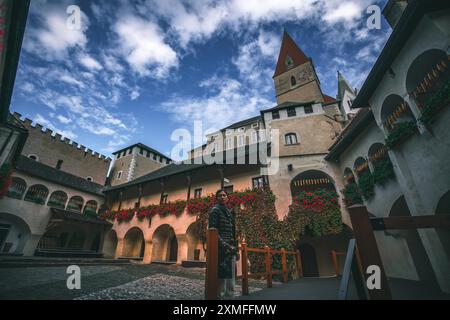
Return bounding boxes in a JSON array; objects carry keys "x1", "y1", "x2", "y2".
[
  {"x1": 205, "y1": 229, "x2": 219, "y2": 300},
  {"x1": 371, "y1": 215, "x2": 450, "y2": 231},
  {"x1": 348, "y1": 205, "x2": 392, "y2": 300}
]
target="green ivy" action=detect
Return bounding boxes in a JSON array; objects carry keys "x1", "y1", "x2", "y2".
[
  {"x1": 418, "y1": 79, "x2": 450, "y2": 126},
  {"x1": 342, "y1": 182, "x2": 363, "y2": 207},
  {"x1": 358, "y1": 171, "x2": 375, "y2": 201},
  {"x1": 372, "y1": 158, "x2": 395, "y2": 186},
  {"x1": 385, "y1": 121, "x2": 417, "y2": 150}
]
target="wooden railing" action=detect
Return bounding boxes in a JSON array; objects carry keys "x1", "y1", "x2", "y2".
[
  {"x1": 331, "y1": 249, "x2": 346, "y2": 276},
  {"x1": 238, "y1": 241, "x2": 303, "y2": 295},
  {"x1": 345, "y1": 205, "x2": 450, "y2": 300}
]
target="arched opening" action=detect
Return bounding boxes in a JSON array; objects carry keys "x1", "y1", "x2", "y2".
[
  {"x1": 6, "y1": 177, "x2": 27, "y2": 199},
  {"x1": 368, "y1": 143, "x2": 395, "y2": 185},
  {"x1": 0, "y1": 212, "x2": 32, "y2": 255},
  {"x1": 388, "y1": 196, "x2": 438, "y2": 288},
  {"x1": 102, "y1": 230, "x2": 118, "y2": 258},
  {"x1": 186, "y1": 222, "x2": 205, "y2": 261},
  {"x1": 299, "y1": 243, "x2": 319, "y2": 277},
  {"x1": 24, "y1": 184, "x2": 49, "y2": 205},
  {"x1": 381, "y1": 94, "x2": 416, "y2": 131},
  {"x1": 406, "y1": 49, "x2": 450, "y2": 109},
  {"x1": 354, "y1": 156, "x2": 374, "y2": 201},
  {"x1": 290, "y1": 76, "x2": 297, "y2": 86},
  {"x1": 122, "y1": 227, "x2": 145, "y2": 259},
  {"x1": 83, "y1": 200, "x2": 98, "y2": 216},
  {"x1": 285, "y1": 133, "x2": 298, "y2": 145},
  {"x1": 342, "y1": 168, "x2": 363, "y2": 207},
  {"x1": 47, "y1": 191, "x2": 68, "y2": 209},
  {"x1": 435, "y1": 190, "x2": 450, "y2": 262},
  {"x1": 290, "y1": 170, "x2": 335, "y2": 198},
  {"x1": 152, "y1": 224, "x2": 178, "y2": 262},
  {"x1": 37, "y1": 224, "x2": 86, "y2": 251},
  {"x1": 67, "y1": 196, "x2": 84, "y2": 213}
]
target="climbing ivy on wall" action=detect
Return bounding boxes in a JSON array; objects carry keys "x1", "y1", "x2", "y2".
[
  {"x1": 358, "y1": 171, "x2": 375, "y2": 200},
  {"x1": 342, "y1": 182, "x2": 363, "y2": 207},
  {"x1": 372, "y1": 158, "x2": 396, "y2": 186}
]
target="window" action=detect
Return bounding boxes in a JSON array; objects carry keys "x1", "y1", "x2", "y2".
[
  {"x1": 67, "y1": 196, "x2": 84, "y2": 212},
  {"x1": 226, "y1": 137, "x2": 232, "y2": 149},
  {"x1": 285, "y1": 133, "x2": 298, "y2": 145},
  {"x1": 252, "y1": 176, "x2": 265, "y2": 189},
  {"x1": 251, "y1": 122, "x2": 259, "y2": 128},
  {"x1": 56, "y1": 160, "x2": 63, "y2": 170},
  {"x1": 117, "y1": 153, "x2": 121, "y2": 159},
  {"x1": 122, "y1": 151, "x2": 126, "y2": 157},
  {"x1": 128, "y1": 148, "x2": 132, "y2": 155},
  {"x1": 159, "y1": 157, "x2": 163, "y2": 163},
  {"x1": 225, "y1": 130, "x2": 233, "y2": 136},
  {"x1": 47, "y1": 191, "x2": 68, "y2": 209},
  {"x1": 161, "y1": 193, "x2": 168, "y2": 204},
  {"x1": 287, "y1": 107, "x2": 296, "y2": 117},
  {"x1": 238, "y1": 135, "x2": 245, "y2": 147},
  {"x1": 24, "y1": 184, "x2": 49, "y2": 205},
  {"x1": 84, "y1": 200, "x2": 98, "y2": 216},
  {"x1": 224, "y1": 186, "x2": 234, "y2": 194},
  {"x1": 166, "y1": 159, "x2": 170, "y2": 164},
  {"x1": 272, "y1": 111, "x2": 280, "y2": 120},
  {"x1": 7, "y1": 177, "x2": 27, "y2": 199},
  {"x1": 251, "y1": 131, "x2": 258, "y2": 144},
  {"x1": 304, "y1": 105, "x2": 313, "y2": 114},
  {"x1": 237, "y1": 127, "x2": 245, "y2": 133},
  {"x1": 86, "y1": 176, "x2": 93, "y2": 182},
  {"x1": 285, "y1": 55, "x2": 294, "y2": 69},
  {"x1": 290, "y1": 76, "x2": 296, "y2": 86},
  {"x1": 146, "y1": 150, "x2": 150, "y2": 157},
  {"x1": 117, "y1": 171, "x2": 123, "y2": 180},
  {"x1": 139, "y1": 148, "x2": 144, "y2": 155},
  {"x1": 28, "y1": 154, "x2": 38, "y2": 161},
  {"x1": 194, "y1": 188, "x2": 202, "y2": 199},
  {"x1": 153, "y1": 154, "x2": 157, "y2": 161}
]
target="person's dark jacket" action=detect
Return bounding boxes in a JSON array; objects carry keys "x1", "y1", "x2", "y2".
[{"x1": 208, "y1": 204, "x2": 236, "y2": 278}]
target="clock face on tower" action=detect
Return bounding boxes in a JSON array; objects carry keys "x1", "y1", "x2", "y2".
[{"x1": 285, "y1": 55, "x2": 294, "y2": 70}]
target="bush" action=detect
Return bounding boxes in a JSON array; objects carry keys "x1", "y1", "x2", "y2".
[
  {"x1": 385, "y1": 121, "x2": 417, "y2": 149},
  {"x1": 358, "y1": 171, "x2": 375, "y2": 201},
  {"x1": 373, "y1": 158, "x2": 395, "y2": 186},
  {"x1": 342, "y1": 183, "x2": 363, "y2": 207}
]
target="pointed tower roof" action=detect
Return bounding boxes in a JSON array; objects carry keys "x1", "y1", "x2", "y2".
[
  {"x1": 337, "y1": 71, "x2": 356, "y2": 99},
  {"x1": 273, "y1": 31, "x2": 309, "y2": 78}
]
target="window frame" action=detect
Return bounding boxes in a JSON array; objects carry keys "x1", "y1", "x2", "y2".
[{"x1": 285, "y1": 133, "x2": 298, "y2": 145}]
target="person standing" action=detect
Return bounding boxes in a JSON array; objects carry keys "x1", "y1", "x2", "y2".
[{"x1": 208, "y1": 189, "x2": 237, "y2": 300}]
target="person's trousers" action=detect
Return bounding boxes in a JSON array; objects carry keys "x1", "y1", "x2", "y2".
[{"x1": 218, "y1": 257, "x2": 236, "y2": 300}]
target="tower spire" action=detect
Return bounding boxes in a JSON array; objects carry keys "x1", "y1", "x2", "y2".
[
  {"x1": 273, "y1": 31, "x2": 309, "y2": 78},
  {"x1": 337, "y1": 71, "x2": 355, "y2": 99}
]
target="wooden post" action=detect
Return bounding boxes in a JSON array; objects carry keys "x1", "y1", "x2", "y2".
[
  {"x1": 265, "y1": 246, "x2": 272, "y2": 288},
  {"x1": 295, "y1": 250, "x2": 303, "y2": 278},
  {"x1": 281, "y1": 248, "x2": 288, "y2": 283},
  {"x1": 331, "y1": 250, "x2": 340, "y2": 276},
  {"x1": 241, "y1": 242, "x2": 249, "y2": 295},
  {"x1": 205, "y1": 229, "x2": 219, "y2": 300},
  {"x1": 348, "y1": 205, "x2": 392, "y2": 300}
]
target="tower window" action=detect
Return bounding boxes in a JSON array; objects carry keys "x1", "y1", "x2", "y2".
[
  {"x1": 272, "y1": 111, "x2": 280, "y2": 120},
  {"x1": 285, "y1": 133, "x2": 298, "y2": 145},
  {"x1": 194, "y1": 188, "x2": 202, "y2": 199},
  {"x1": 287, "y1": 107, "x2": 296, "y2": 117},
  {"x1": 86, "y1": 176, "x2": 93, "y2": 182},
  {"x1": 285, "y1": 55, "x2": 294, "y2": 69},
  {"x1": 304, "y1": 105, "x2": 313, "y2": 114},
  {"x1": 56, "y1": 160, "x2": 63, "y2": 170},
  {"x1": 290, "y1": 76, "x2": 296, "y2": 86},
  {"x1": 117, "y1": 171, "x2": 123, "y2": 180},
  {"x1": 28, "y1": 154, "x2": 39, "y2": 161}
]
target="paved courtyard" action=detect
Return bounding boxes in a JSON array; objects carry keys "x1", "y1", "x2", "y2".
[{"x1": 0, "y1": 263, "x2": 265, "y2": 300}]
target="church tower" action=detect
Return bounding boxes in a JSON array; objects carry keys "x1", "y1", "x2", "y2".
[{"x1": 273, "y1": 31, "x2": 324, "y2": 105}]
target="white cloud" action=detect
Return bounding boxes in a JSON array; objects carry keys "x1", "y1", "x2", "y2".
[
  {"x1": 78, "y1": 53, "x2": 103, "y2": 71},
  {"x1": 130, "y1": 89, "x2": 140, "y2": 100},
  {"x1": 113, "y1": 15, "x2": 179, "y2": 78},
  {"x1": 57, "y1": 115, "x2": 71, "y2": 124},
  {"x1": 33, "y1": 113, "x2": 78, "y2": 140}
]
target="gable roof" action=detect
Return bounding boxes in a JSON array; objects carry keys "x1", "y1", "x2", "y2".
[
  {"x1": 15, "y1": 155, "x2": 105, "y2": 196},
  {"x1": 273, "y1": 31, "x2": 310, "y2": 78}
]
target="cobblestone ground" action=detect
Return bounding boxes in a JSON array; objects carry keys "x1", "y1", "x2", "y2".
[{"x1": 0, "y1": 264, "x2": 265, "y2": 300}]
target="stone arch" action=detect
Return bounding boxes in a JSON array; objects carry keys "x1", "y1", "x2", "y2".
[
  {"x1": 298, "y1": 243, "x2": 319, "y2": 277},
  {"x1": 102, "y1": 229, "x2": 118, "y2": 258},
  {"x1": 83, "y1": 200, "x2": 98, "y2": 215},
  {"x1": 186, "y1": 222, "x2": 205, "y2": 261},
  {"x1": 290, "y1": 170, "x2": 335, "y2": 198},
  {"x1": 122, "y1": 227, "x2": 145, "y2": 258},
  {"x1": 152, "y1": 224, "x2": 178, "y2": 262},
  {"x1": 47, "y1": 191, "x2": 68, "y2": 209},
  {"x1": 0, "y1": 212, "x2": 32, "y2": 255},
  {"x1": 7, "y1": 177, "x2": 27, "y2": 199},
  {"x1": 24, "y1": 184, "x2": 49, "y2": 205},
  {"x1": 435, "y1": 190, "x2": 450, "y2": 262},
  {"x1": 354, "y1": 156, "x2": 370, "y2": 177},
  {"x1": 389, "y1": 196, "x2": 439, "y2": 288},
  {"x1": 380, "y1": 94, "x2": 415, "y2": 131},
  {"x1": 343, "y1": 167, "x2": 356, "y2": 185},
  {"x1": 67, "y1": 196, "x2": 84, "y2": 212},
  {"x1": 406, "y1": 49, "x2": 449, "y2": 108}
]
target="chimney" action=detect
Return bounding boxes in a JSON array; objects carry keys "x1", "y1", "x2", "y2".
[{"x1": 382, "y1": 0, "x2": 408, "y2": 29}]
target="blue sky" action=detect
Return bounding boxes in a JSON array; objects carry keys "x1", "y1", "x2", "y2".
[{"x1": 11, "y1": 0, "x2": 391, "y2": 158}]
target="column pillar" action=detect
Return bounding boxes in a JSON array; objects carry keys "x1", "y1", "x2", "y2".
[
  {"x1": 142, "y1": 240, "x2": 153, "y2": 264},
  {"x1": 115, "y1": 238, "x2": 125, "y2": 258},
  {"x1": 176, "y1": 234, "x2": 188, "y2": 264}
]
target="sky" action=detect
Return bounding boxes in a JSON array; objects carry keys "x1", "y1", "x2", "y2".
[{"x1": 11, "y1": 0, "x2": 391, "y2": 158}]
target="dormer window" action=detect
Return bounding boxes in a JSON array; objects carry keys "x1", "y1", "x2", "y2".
[{"x1": 285, "y1": 55, "x2": 294, "y2": 69}]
